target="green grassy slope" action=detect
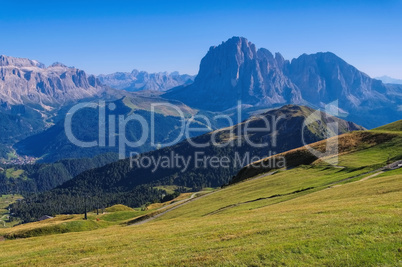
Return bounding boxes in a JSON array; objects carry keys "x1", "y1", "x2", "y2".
[
  {"x1": 231, "y1": 130, "x2": 401, "y2": 184},
  {"x1": 0, "y1": 128, "x2": 400, "y2": 265},
  {"x1": 372, "y1": 119, "x2": 402, "y2": 132},
  {"x1": 0, "y1": 194, "x2": 197, "y2": 239}
]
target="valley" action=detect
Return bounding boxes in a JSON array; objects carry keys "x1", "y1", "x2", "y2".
[{"x1": 8, "y1": 105, "x2": 364, "y2": 223}]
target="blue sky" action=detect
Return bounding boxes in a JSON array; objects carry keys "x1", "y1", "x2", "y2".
[{"x1": 1, "y1": 0, "x2": 401, "y2": 78}]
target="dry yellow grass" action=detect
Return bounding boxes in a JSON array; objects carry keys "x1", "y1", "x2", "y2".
[{"x1": 0, "y1": 169, "x2": 400, "y2": 266}]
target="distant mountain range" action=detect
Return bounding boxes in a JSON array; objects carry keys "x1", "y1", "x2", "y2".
[
  {"x1": 0, "y1": 36, "x2": 401, "y2": 163},
  {"x1": 97, "y1": 70, "x2": 195, "y2": 92},
  {"x1": 0, "y1": 55, "x2": 104, "y2": 107},
  {"x1": 0, "y1": 55, "x2": 130, "y2": 160},
  {"x1": 164, "y1": 37, "x2": 402, "y2": 128},
  {"x1": 375, "y1": 75, "x2": 402, "y2": 85}
]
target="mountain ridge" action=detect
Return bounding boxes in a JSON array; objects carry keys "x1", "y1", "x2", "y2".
[
  {"x1": 0, "y1": 55, "x2": 104, "y2": 107},
  {"x1": 164, "y1": 37, "x2": 402, "y2": 128},
  {"x1": 165, "y1": 37, "x2": 304, "y2": 111},
  {"x1": 97, "y1": 69, "x2": 195, "y2": 92}
]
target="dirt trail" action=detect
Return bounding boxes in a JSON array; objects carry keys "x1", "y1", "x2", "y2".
[
  {"x1": 358, "y1": 171, "x2": 384, "y2": 182},
  {"x1": 328, "y1": 160, "x2": 402, "y2": 190},
  {"x1": 328, "y1": 160, "x2": 402, "y2": 189}
]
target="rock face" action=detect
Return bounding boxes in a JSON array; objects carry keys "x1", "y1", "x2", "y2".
[
  {"x1": 286, "y1": 52, "x2": 389, "y2": 110},
  {"x1": 0, "y1": 55, "x2": 102, "y2": 107},
  {"x1": 97, "y1": 70, "x2": 194, "y2": 92},
  {"x1": 165, "y1": 37, "x2": 303, "y2": 111},
  {"x1": 164, "y1": 37, "x2": 402, "y2": 128},
  {"x1": 283, "y1": 52, "x2": 401, "y2": 128}
]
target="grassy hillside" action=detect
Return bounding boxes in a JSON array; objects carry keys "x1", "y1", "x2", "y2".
[
  {"x1": 0, "y1": 193, "x2": 197, "y2": 239},
  {"x1": 12, "y1": 105, "x2": 364, "y2": 222},
  {"x1": 0, "y1": 127, "x2": 400, "y2": 265},
  {"x1": 231, "y1": 130, "x2": 401, "y2": 184},
  {"x1": 372, "y1": 119, "x2": 402, "y2": 132}
]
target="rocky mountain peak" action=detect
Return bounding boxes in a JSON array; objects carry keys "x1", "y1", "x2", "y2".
[
  {"x1": 0, "y1": 55, "x2": 45, "y2": 68},
  {"x1": 164, "y1": 37, "x2": 401, "y2": 128},
  {"x1": 287, "y1": 51, "x2": 388, "y2": 108},
  {"x1": 0, "y1": 55, "x2": 103, "y2": 107},
  {"x1": 201, "y1": 37, "x2": 257, "y2": 74},
  {"x1": 49, "y1": 62, "x2": 68, "y2": 68},
  {"x1": 165, "y1": 36, "x2": 302, "y2": 111}
]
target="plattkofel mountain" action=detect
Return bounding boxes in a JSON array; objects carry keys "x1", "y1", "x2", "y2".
[{"x1": 164, "y1": 37, "x2": 402, "y2": 128}]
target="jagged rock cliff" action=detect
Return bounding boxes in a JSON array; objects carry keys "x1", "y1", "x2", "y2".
[{"x1": 0, "y1": 55, "x2": 103, "y2": 107}]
